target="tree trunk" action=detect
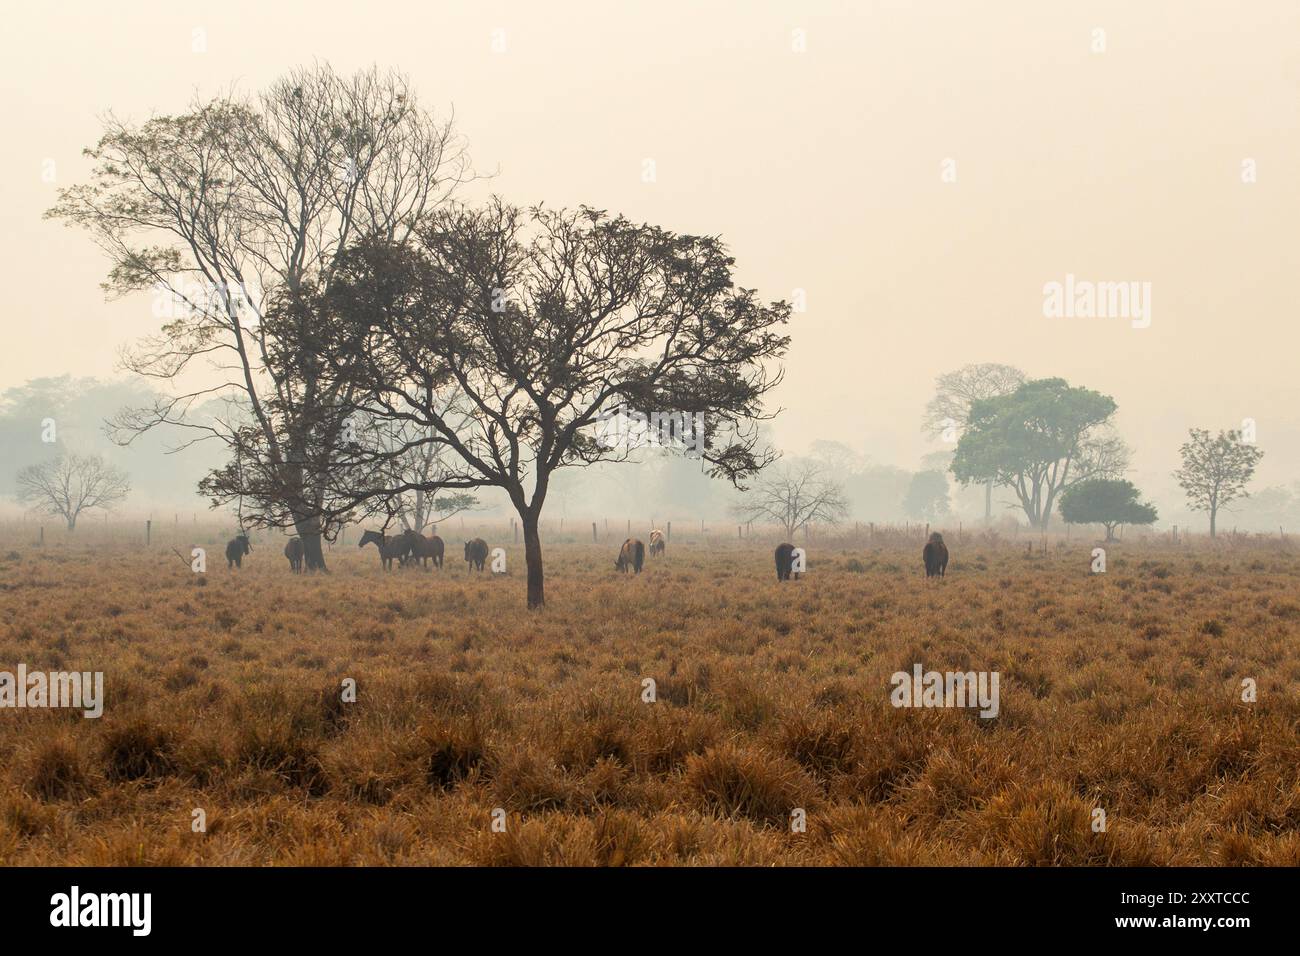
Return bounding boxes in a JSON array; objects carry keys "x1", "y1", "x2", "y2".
[
  {"x1": 984, "y1": 480, "x2": 993, "y2": 524},
  {"x1": 295, "y1": 514, "x2": 329, "y2": 572},
  {"x1": 1209, "y1": 507, "x2": 1217, "y2": 539},
  {"x1": 66, "y1": 515, "x2": 76, "y2": 531},
  {"x1": 522, "y1": 511, "x2": 544, "y2": 609}
]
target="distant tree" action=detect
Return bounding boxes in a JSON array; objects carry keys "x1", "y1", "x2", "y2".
[
  {"x1": 807, "y1": 439, "x2": 865, "y2": 477},
  {"x1": 1058, "y1": 478, "x2": 1157, "y2": 541},
  {"x1": 951, "y1": 378, "x2": 1128, "y2": 530},
  {"x1": 1173, "y1": 428, "x2": 1263, "y2": 537},
  {"x1": 732, "y1": 461, "x2": 849, "y2": 538},
  {"x1": 16, "y1": 453, "x2": 130, "y2": 530},
  {"x1": 902, "y1": 469, "x2": 950, "y2": 521},
  {"x1": 923, "y1": 364, "x2": 1025, "y2": 522}
]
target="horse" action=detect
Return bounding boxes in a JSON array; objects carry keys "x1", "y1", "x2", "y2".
[
  {"x1": 464, "y1": 538, "x2": 489, "y2": 572},
  {"x1": 923, "y1": 532, "x2": 949, "y2": 578},
  {"x1": 225, "y1": 533, "x2": 251, "y2": 569},
  {"x1": 649, "y1": 529, "x2": 666, "y2": 556},
  {"x1": 359, "y1": 530, "x2": 411, "y2": 571},
  {"x1": 615, "y1": 538, "x2": 645, "y2": 574},
  {"x1": 403, "y1": 530, "x2": 445, "y2": 569},
  {"x1": 284, "y1": 537, "x2": 304, "y2": 573},
  {"x1": 775, "y1": 543, "x2": 796, "y2": 581}
]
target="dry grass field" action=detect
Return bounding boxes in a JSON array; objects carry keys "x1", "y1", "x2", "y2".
[{"x1": 1, "y1": 523, "x2": 1298, "y2": 866}]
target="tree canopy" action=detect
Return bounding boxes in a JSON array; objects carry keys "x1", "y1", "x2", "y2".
[
  {"x1": 1058, "y1": 478, "x2": 1157, "y2": 540},
  {"x1": 950, "y1": 378, "x2": 1127, "y2": 529}
]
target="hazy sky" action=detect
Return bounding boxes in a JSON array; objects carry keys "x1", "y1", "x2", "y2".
[{"x1": 4, "y1": 0, "x2": 1298, "y2": 504}]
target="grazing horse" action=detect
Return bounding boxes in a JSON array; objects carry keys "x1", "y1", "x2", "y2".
[
  {"x1": 775, "y1": 543, "x2": 796, "y2": 582},
  {"x1": 648, "y1": 529, "x2": 665, "y2": 557},
  {"x1": 923, "y1": 532, "x2": 949, "y2": 578},
  {"x1": 225, "y1": 533, "x2": 251, "y2": 569},
  {"x1": 284, "y1": 537, "x2": 304, "y2": 573},
  {"x1": 359, "y1": 530, "x2": 411, "y2": 571},
  {"x1": 615, "y1": 538, "x2": 645, "y2": 574},
  {"x1": 464, "y1": 538, "x2": 489, "y2": 572},
  {"x1": 403, "y1": 530, "x2": 445, "y2": 569}
]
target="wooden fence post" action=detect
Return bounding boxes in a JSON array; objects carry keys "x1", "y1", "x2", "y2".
[
  {"x1": 592, "y1": 522, "x2": 598, "y2": 543},
  {"x1": 666, "y1": 521, "x2": 671, "y2": 541},
  {"x1": 146, "y1": 520, "x2": 151, "y2": 546}
]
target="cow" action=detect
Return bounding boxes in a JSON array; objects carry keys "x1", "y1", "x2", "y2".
[
  {"x1": 225, "y1": 533, "x2": 251, "y2": 569},
  {"x1": 403, "y1": 530, "x2": 445, "y2": 569},
  {"x1": 615, "y1": 538, "x2": 645, "y2": 574},
  {"x1": 359, "y1": 530, "x2": 411, "y2": 571},
  {"x1": 775, "y1": 543, "x2": 796, "y2": 582},
  {"x1": 923, "y1": 532, "x2": 949, "y2": 578},
  {"x1": 464, "y1": 538, "x2": 489, "y2": 572},
  {"x1": 284, "y1": 537, "x2": 304, "y2": 573},
  {"x1": 648, "y1": 529, "x2": 666, "y2": 557}
]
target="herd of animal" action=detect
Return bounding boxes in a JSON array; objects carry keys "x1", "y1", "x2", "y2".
[{"x1": 222, "y1": 527, "x2": 952, "y2": 579}]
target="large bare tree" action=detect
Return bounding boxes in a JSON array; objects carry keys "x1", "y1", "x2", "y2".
[
  {"x1": 922, "y1": 363, "x2": 1025, "y2": 522},
  {"x1": 46, "y1": 64, "x2": 472, "y2": 570},
  {"x1": 16, "y1": 453, "x2": 130, "y2": 530},
  {"x1": 316, "y1": 200, "x2": 792, "y2": 607},
  {"x1": 731, "y1": 460, "x2": 849, "y2": 539}
]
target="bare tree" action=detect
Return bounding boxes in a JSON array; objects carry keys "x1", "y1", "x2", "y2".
[
  {"x1": 16, "y1": 453, "x2": 130, "y2": 530},
  {"x1": 360, "y1": 408, "x2": 481, "y2": 533},
  {"x1": 1174, "y1": 428, "x2": 1264, "y2": 537},
  {"x1": 731, "y1": 461, "x2": 849, "y2": 539},
  {"x1": 922, "y1": 363, "x2": 1025, "y2": 522},
  {"x1": 47, "y1": 64, "x2": 473, "y2": 571},
  {"x1": 318, "y1": 200, "x2": 792, "y2": 608}
]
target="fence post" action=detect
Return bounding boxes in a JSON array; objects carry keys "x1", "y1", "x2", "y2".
[
  {"x1": 39, "y1": 526, "x2": 44, "y2": 547},
  {"x1": 514, "y1": 521, "x2": 519, "y2": 544},
  {"x1": 738, "y1": 525, "x2": 742, "y2": 539},
  {"x1": 666, "y1": 521, "x2": 671, "y2": 541},
  {"x1": 592, "y1": 522, "x2": 598, "y2": 543},
  {"x1": 146, "y1": 519, "x2": 151, "y2": 546},
  {"x1": 627, "y1": 519, "x2": 631, "y2": 537}
]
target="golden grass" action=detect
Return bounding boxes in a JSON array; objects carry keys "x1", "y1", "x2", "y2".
[{"x1": 1, "y1": 528, "x2": 1298, "y2": 865}]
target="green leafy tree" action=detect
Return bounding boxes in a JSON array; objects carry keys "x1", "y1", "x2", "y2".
[
  {"x1": 1058, "y1": 478, "x2": 1157, "y2": 541},
  {"x1": 1173, "y1": 428, "x2": 1264, "y2": 537},
  {"x1": 951, "y1": 378, "x2": 1128, "y2": 529}
]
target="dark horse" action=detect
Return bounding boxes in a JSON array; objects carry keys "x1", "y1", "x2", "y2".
[
  {"x1": 359, "y1": 530, "x2": 411, "y2": 570},
  {"x1": 225, "y1": 533, "x2": 251, "y2": 569},
  {"x1": 615, "y1": 538, "x2": 645, "y2": 574},
  {"x1": 464, "y1": 538, "x2": 489, "y2": 572},
  {"x1": 923, "y1": 532, "x2": 949, "y2": 578},
  {"x1": 284, "y1": 537, "x2": 304, "y2": 573},
  {"x1": 775, "y1": 543, "x2": 796, "y2": 581},
  {"x1": 403, "y1": 530, "x2": 445, "y2": 569}
]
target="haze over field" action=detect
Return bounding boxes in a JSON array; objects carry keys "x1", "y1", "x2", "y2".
[{"x1": 2, "y1": 0, "x2": 1297, "y2": 525}]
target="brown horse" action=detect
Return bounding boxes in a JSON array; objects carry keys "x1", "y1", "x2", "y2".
[
  {"x1": 284, "y1": 537, "x2": 304, "y2": 573},
  {"x1": 923, "y1": 532, "x2": 949, "y2": 578},
  {"x1": 359, "y1": 530, "x2": 411, "y2": 570},
  {"x1": 615, "y1": 538, "x2": 645, "y2": 574},
  {"x1": 403, "y1": 530, "x2": 445, "y2": 569},
  {"x1": 225, "y1": 533, "x2": 251, "y2": 569},
  {"x1": 648, "y1": 529, "x2": 665, "y2": 556},
  {"x1": 775, "y1": 543, "x2": 796, "y2": 581},
  {"x1": 464, "y1": 538, "x2": 489, "y2": 572}
]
